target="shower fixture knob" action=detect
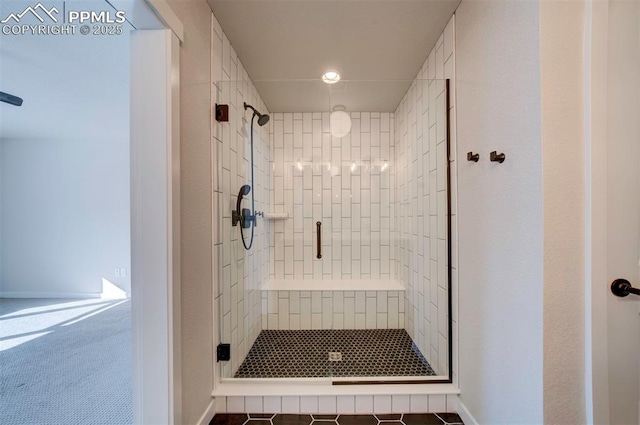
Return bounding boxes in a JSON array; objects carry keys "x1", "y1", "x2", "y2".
[
  {"x1": 490, "y1": 151, "x2": 506, "y2": 163},
  {"x1": 467, "y1": 152, "x2": 480, "y2": 162}
]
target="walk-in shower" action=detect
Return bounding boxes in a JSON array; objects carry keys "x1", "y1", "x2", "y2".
[{"x1": 213, "y1": 75, "x2": 454, "y2": 384}]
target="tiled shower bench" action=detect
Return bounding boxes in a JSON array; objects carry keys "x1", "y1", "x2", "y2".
[{"x1": 259, "y1": 279, "x2": 406, "y2": 330}]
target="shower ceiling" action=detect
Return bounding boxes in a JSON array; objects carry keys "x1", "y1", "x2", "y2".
[{"x1": 208, "y1": 0, "x2": 461, "y2": 112}]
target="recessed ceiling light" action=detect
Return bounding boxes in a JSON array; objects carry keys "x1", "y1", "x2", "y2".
[{"x1": 322, "y1": 71, "x2": 341, "y2": 84}]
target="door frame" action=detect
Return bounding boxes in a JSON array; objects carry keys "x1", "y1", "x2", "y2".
[
  {"x1": 584, "y1": 0, "x2": 640, "y2": 423},
  {"x1": 587, "y1": 1, "x2": 640, "y2": 422},
  {"x1": 585, "y1": 0, "x2": 610, "y2": 423},
  {"x1": 130, "y1": 1, "x2": 183, "y2": 424}
]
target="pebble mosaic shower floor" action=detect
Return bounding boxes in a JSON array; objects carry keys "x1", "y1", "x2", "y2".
[{"x1": 234, "y1": 329, "x2": 435, "y2": 378}]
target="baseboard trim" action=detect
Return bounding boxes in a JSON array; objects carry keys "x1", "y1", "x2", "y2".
[
  {"x1": 0, "y1": 291, "x2": 102, "y2": 299},
  {"x1": 196, "y1": 399, "x2": 216, "y2": 425},
  {"x1": 456, "y1": 399, "x2": 479, "y2": 425}
]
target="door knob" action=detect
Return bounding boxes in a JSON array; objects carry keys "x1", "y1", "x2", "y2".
[{"x1": 611, "y1": 279, "x2": 640, "y2": 297}]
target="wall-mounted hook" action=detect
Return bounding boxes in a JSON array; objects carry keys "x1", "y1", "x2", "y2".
[
  {"x1": 490, "y1": 151, "x2": 505, "y2": 163},
  {"x1": 467, "y1": 152, "x2": 480, "y2": 162}
]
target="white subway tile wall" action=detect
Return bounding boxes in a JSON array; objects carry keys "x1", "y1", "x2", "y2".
[
  {"x1": 261, "y1": 290, "x2": 404, "y2": 330},
  {"x1": 394, "y1": 16, "x2": 457, "y2": 377},
  {"x1": 216, "y1": 394, "x2": 458, "y2": 414},
  {"x1": 212, "y1": 15, "x2": 270, "y2": 379},
  {"x1": 265, "y1": 111, "x2": 399, "y2": 331},
  {"x1": 269, "y1": 112, "x2": 396, "y2": 281}
]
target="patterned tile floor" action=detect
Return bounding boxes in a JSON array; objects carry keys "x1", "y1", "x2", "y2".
[
  {"x1": 210, "y1": 413, "x2": 464, "y2": 425},
  {"x1": 234, "y1": 329, "x2": 435, "y2": 378}
]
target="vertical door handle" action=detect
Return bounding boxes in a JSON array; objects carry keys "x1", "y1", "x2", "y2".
[{"x1": 316, "y1": 221, "x2": 322, "y2": 259}]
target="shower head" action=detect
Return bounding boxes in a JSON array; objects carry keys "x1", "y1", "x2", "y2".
[
  {"x1": 240, "y1": 184, "x2": 251, "y2": 196},
  {"x1": 257, "y1": 114, "x2": 270, "y2": 126},
  {"x1": 244, "y1": 102, "x2": 270, "y2": 127}
]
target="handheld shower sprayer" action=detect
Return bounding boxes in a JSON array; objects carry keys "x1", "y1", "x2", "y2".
[{"x1": 232, "y1": 185, "x2": 252, "y2": 228}]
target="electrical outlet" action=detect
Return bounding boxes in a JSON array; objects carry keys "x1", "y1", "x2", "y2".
[
  {"x1": 120, "y1": 268, "x2": 127, "y2": 278},
  {"x1": 115, "y1": 268, "x2": 121, "y2": 278}
]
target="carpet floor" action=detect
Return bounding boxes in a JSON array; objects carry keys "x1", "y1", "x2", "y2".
[{"x1": 0, "y1": 298, "x2": 132, "y2": 425}]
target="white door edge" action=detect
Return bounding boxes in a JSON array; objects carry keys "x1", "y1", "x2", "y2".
[
  {"x1": 585, "y1": 0, "x2": 611, "y2": 423},
  {"x1": 130, "y1": 28, "x2": 181, "y2": 425}
]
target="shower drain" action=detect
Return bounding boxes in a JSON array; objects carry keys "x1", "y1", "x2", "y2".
[{"x1": 328, "y1": 352, "x2": 342, "y2": 361}]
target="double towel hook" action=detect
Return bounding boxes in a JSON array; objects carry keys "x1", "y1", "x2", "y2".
[
  {"x1": 467, "y1": 151, "x2": 506, "y2": 163},
  {"x1": 490, "y1": 151, "x2": 506, "y2": 163}
]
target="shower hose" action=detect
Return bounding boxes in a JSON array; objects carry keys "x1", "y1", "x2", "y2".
[{"x1": 240, "y1": 114, "x2": 257, "y2": 250}]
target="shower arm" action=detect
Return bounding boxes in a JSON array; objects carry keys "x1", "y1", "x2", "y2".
[{"x1": 244, "y1": 102, "x2": 256, "y2": 114}]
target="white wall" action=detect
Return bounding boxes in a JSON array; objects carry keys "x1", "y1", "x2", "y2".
[
  {"x1": 0, "y1": 27, "x2": 131, "y2": 297},
  {"x1": 1, "y1": 137, "x2": 131, "y2": 296},
  {"x1": 270, "y1": 112, "x2": 396, "y2": 280},
  {"x1": 211, "y1": 14, "x2": 271, "y2": 379},
  {"x1": 455, "y1": 1, "x2": 544, "y2": 423},
  {"x1": 394, "y1": 15, "x2": 455, "y2": 378}
]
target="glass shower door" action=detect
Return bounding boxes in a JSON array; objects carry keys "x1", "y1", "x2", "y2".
[
  {"x1": 264, "y1": 81, "x2": 335, "y2": 379},
  {"x1": 214, "y1": 79, "x2": 272, "y2": 380},
  {"x1": 324, "y1": 79, "x2": 453, "y2": 382},
  {"x1": 215, "y1": 77, "x2": 453, "y2": 383}
]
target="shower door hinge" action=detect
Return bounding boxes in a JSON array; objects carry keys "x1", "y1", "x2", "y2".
[
  {"x1": 215, "y1": 104, "x2": 229, "y2": 122},
  {"x1": 217, "y1": 343, "x2": 231, "y2": 362}
]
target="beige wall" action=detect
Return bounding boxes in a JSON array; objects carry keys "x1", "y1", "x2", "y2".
[
  {"x1": 540, "y1": 1, "x2": 586, "y2": 423},
  {"x1": 456, "y1": 0, "x2": 544, "y2": 422},
  {"x1": 166, "y1": 0, "x2": 214, "y2": 423}
]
